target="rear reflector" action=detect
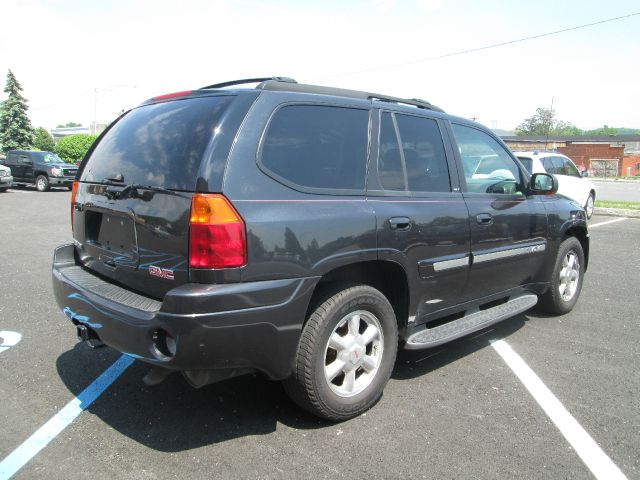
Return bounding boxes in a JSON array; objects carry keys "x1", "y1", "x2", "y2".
[
  {"x1": 189, "y1": 194, "x2": 246, "y2": 269},
  {"x1": 70, "y1": 180, "x2": 78, "y2": 230},
  {"x1": 152, "y1": 90, "x2": 193, "y2": 101}
]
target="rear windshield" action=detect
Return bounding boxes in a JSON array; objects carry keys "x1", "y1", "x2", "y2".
[{"x1": 81, "y1": 95, "x2": 234, "y2": 190}]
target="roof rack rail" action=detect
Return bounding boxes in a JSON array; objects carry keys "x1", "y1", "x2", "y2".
[
  {"x1": 258, "y1": 80, "x2": 443, "y2": 112},
  {"x1": 201, "y1": 77, "x2": 297, "y2": 89},
  {"x1": 368, "y1": 95, "x2": 441, "y2": 111}
]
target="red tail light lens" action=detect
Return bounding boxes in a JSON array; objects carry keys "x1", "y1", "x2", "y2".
[
  {"x1": 189, "y1": 194, "x2": 246, "y2": 269},
  {"x1": 70, "y1": 181, "x2": 78, "y2": 230}
]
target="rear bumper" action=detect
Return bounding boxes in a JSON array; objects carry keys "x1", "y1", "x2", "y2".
[{"x1": 52, "y1": 244, "x2": 318, "y2": 380}]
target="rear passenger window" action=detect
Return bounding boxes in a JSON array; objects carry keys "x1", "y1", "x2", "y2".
[
  {"x1": 377, "y1": 112, "x2": 450, "y2": 193},
  {"x1": 260, "y1": 105, "x2": 369, "y2": 192}
]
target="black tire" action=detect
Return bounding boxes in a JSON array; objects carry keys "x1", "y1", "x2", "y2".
[
  {"x1": 537, "y1": 237, "x2": 585, "y2": 315},
  {"x1": 584, "y1": 192, "x2": 595, "y2": 219},
  {"x1": 35, "y1": 175, "x2": 50, "y2": 192},
  {"x1": 283, "y1": 284, "x2": 398, "y2": 421}
]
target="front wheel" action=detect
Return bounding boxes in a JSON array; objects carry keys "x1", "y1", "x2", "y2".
[
  {"x1": 284, "y1": 284, "x2": 398, "y2": 421},
  {"x1": 538, "y1": 237, "x2": 585, "y2": 315},
  {"x1": 584, "y1": 193, "x2": 595, "y2": 219},
  {"x1": 35, "y1": 175, "x2": 50, "y2": 192}
]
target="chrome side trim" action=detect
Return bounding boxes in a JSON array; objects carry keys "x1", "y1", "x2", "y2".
[
  {"x1": 433, "y1": 256, "x2": 470, "y2": 272},
  {"x1": 474, "y1": 243, "x2": 546, "y2": 264}
]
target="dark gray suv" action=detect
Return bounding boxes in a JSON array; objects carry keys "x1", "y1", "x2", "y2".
[{"x1": 52, "y1": 77, "x2": 588, "y2": 420}]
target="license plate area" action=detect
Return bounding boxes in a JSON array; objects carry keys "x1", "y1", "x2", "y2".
[{"x1": 85, "y1": 210, "x2": 139, "y2": 269}]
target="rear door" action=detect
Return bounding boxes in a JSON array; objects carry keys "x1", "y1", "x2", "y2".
[
  {"x1": 74, "y1": 94, "x2": 244, "y2": 298},
  {"x1": 369, "y1": 109, "x2": 470, "y2": 322},
  {"x1": 449, "y1": 123, "x2": 548, "y2": 300}
]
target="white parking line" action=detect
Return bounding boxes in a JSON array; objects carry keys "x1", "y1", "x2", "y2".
[
  {"x1": 491, "y1": 340, "x2": 627, "y2": 480},
  {"x1": 0, "y1": 331, "x2": 22, "y2": 354},
  {"x1": 0, "y1": 355, "x2": 134, "y2": 480},
  {"x1": 589, "y1": 217, "x2": 629, "y2": 228}
]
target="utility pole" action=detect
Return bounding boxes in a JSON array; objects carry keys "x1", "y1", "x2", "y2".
[{"x1": 544, "y1": 96, "x2": 554, "y2": 150}]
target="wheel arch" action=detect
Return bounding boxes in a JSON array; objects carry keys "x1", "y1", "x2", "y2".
[
  {"x1": 305, "y1": 260, "x2": 410, "y2": 337},
  {"x1": 565, "y1": 225, "x2": 589, "y2": 271}
]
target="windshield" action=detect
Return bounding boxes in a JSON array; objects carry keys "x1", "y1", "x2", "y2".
[
  {"x1": 81, "y1": 95, "x2": 234, "y2": 191},
  {"x1": 37, "y1": 152, "x2": 64, "y2": 163}
]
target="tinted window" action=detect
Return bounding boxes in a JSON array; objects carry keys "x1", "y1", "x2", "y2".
[
  {"x1": 261, "y1": 105, "x2": 369, "y2": 191},
  {"x1": 378, "y1": 112, "x2": 405, "y2": 191},
  {"x1": 377, "y1": 112, "x2": 450, "y2": 193},
  {"x1": 554, "y1": 156, "x2": 580, "y2": 177},
  {"x1": 452, "y1": 124, "x2": 523, "y2": 195},
  {"x1": 517, "y1": 156, "x2": 533, "y2": 174},
  {"x1": 82, "y1": 96, "x2": 234, "y2": 190},
  {"x1": 542, "y1": 157, "x2": 556, "y2": 174}
]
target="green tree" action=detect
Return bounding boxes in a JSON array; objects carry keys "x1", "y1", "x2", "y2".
[
  {"x1": 33, "y1": 127, "x2": 55, "y2": 151},
  {"x1": 0, "y1": 70, "x2": 34, "y2": 151},
  {"x1": 56, "y1": 122, "x2": 82, "y2": 128},
  {"x1": 515, "y1": 107, "x2": 582, "y2": 136},
  {"x1": 54, "y1": 134, "x2": 97, "y2": 162}
]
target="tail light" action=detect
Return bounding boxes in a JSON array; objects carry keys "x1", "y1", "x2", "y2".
[
  {"x1": 70, "y1": 181, "x2": 78, "y2": 230},
  {"x1": 189, "y1": 194, "x2": 246, "y2": 269}
]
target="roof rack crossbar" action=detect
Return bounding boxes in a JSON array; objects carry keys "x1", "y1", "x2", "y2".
[{"x1": 201, "y1": 77, "x2": 297, "y2": 90}]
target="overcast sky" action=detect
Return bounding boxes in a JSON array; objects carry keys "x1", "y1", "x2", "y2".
[{"x1": 1, "y1": 0, "x2": 638, "y2": 132}]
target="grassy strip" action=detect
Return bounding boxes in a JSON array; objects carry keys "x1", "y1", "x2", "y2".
[{"x1": 595, "y1": 200, "x2": 640, "y2": 210}]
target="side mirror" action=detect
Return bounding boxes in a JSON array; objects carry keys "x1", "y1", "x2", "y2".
[
  {"x1": 581, "y1": 170, "x2": 589, "y2": 177},
  {"x1": 529, "y1": 173, "x2": 558, "y2": 194}
]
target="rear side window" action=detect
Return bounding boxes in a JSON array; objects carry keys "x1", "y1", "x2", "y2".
[
  {"x1": 260, "y1": 105, "x2": 369, "y2": 192},
  {"x1": 82, "y1": 96, "x2": 234, "y2": 190},
  {"x1": 517, "y1": 157, "x2": 533, "y2": 174}
]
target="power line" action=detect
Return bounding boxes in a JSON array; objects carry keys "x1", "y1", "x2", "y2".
[{"x1": 306, "y1": 11, "x2": 640, "y2": 82}]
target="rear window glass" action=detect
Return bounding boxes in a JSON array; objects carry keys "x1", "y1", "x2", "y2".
[
  {"x1": 82, "y1": 96, "x2": 233, "y2": 190},
  {"x1": 260, "y1": 105, "x2": 369, "y2": 191}
]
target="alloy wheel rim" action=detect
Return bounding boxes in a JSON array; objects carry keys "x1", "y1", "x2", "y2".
[
  {"x1": 558, "y1": 251, "x2": 580, "y2": 301},
  {"x1": 323, "y1": 310, "x2": 384, "y2": 398},
  {"x1": 586, "y1": 196, "x2": 594, "y2": 217}
]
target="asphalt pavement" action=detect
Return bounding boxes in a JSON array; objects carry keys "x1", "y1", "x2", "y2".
[
  {"x1": 0, "y1": 187, "x2": 638, "y2": 479},
  {"x1": 592, "y1": 180, "x2": 640, "y2": 202}
]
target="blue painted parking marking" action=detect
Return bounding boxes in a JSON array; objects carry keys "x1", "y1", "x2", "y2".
[{"x1": 0, "y1": 355, "x2": 134, "y2": 480}]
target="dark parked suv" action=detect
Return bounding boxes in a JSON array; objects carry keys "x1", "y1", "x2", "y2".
[
  {"x1": 3, "y1": 150, "x2": 78, "y2": 191},
  {"x1": 52, "y1": 77, "x2": 589, "y2": 420}
]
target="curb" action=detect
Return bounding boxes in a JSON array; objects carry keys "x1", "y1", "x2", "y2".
[{"x1": 593, "y1": 207, "x2": 640, "y2": 218}]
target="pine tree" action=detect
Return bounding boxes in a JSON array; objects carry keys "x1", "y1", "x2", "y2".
[{"x1": 0, "y1": 70, "x2": 34, "y2": 152}]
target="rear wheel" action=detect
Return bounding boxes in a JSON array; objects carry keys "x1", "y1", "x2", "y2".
[
  {"x1": 538, "y1": 236, "x2": 585, "y2": 315},
  {"x1": 284, "y1": 284, "x2": 398, "y2": 421},
  {"x1": 36, "y1": 175, "x2": 50, "y2": 192},
  {"x1": 584, "y1": 193, "x2": 595, "y2": 219}
]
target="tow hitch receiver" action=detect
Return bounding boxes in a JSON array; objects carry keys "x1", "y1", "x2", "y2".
[{"x1": 76, "y1": 324, "x2": 104, "y2": 349}]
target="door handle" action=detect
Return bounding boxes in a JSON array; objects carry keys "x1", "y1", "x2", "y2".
[
  {"x1": 476, "y1": 213, "x2": 494, "y2": 225},
  {"x1": 389, "y1": 217, "x2": 412, "y2": 231}
]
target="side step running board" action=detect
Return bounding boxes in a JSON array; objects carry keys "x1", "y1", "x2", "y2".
[{"x1": 405, "y1": 294, "x2": 538, "y2": 350}]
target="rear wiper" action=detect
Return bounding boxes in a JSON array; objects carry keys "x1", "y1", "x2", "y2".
[{"x1": 102, "y1": 182, "x2": 187, "y2": 200}]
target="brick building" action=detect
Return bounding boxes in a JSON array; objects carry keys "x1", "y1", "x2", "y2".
[{"x1": 501, "y1": 135, "x2": 640, "y2": 177}]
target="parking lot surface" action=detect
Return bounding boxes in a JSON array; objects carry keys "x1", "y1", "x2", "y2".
[{"x1": 1, "y1": 188, "x2": 638, "y2": 479}]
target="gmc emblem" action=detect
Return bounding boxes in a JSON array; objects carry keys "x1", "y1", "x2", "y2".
[{"x1": 149, "y1": 265, "x2": 175, "y2": 280}]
